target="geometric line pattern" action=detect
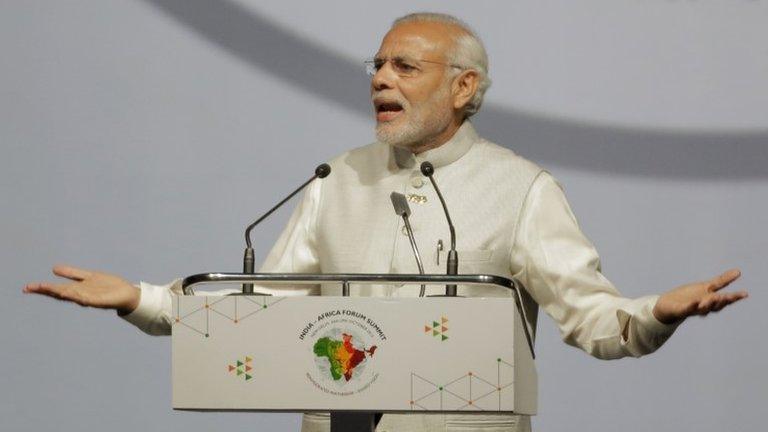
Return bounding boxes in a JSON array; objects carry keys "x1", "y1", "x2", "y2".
[
  {"x1": 173, "y1": 296, "x2": 285, "y2": 338},
  {"x1": 424, "y1": 316, "x2": 449, "y2": 341},
  {"x1": 410, "y1": 358, "x2": 515, "y2": 411}
]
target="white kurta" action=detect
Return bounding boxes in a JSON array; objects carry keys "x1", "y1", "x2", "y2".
[{"x1": 122, "y1": 121, "x2": 678, "y2": 431}]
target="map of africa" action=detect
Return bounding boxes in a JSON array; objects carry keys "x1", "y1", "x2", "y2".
[{"x1": 313, "y1": 333, "x2": 377, "y2": 381}]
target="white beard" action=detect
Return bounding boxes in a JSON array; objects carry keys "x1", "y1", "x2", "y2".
[{"x1": 375, "y1": 85, "x2": 454, "y2": 149}]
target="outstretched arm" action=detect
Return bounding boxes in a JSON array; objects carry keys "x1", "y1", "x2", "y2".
[
  {"x1": 513, "y1": 172, "x2": 749, "y2": 359},
  {"x1": 653, "y1": 268, "x2": 748, "y2": 324},
  {"x1": 24, "y1": 176, "x2": 325, "y2": 334},
  {"x1": 23, "y1": 264, "x2": 140, "y2": 315}
]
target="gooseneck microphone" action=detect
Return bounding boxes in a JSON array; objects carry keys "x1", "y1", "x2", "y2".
[
  {"x1": 242, "y1": 163, "x2": 331, "y2": 294},
  {"x1": 420, "y1": 161, "x2": 458, "y2": 296},
  {"x1": 390, "y1": 192, "x2": 426, "y2": 297}
]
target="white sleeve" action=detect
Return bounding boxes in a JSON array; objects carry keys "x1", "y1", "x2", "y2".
[
  {"x1": 511, "y1": 172, "x2": 679, "y2": 359},
  {"x1": 119, "y1": 179, "x2": 323, "y2": 335},
  {"x1": 256, "y1": 177, "x2": 322, "y2": 295}
]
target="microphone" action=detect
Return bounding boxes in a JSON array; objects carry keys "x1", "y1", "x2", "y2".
[
  {"x1": 390, "y1": 192, "x2": 426, "y2": 297},
  {"x1": 420, "y1": 161, "x2": 458, "y2": 296},
  {"x1": 241, "y1": 163, "x2": 331, "y2": 294}
]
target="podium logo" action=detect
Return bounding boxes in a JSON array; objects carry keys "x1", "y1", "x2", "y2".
[
  {"x1": 313, "y1": 333, "x2": 377, "y2": 382},
  {"x1": 425, "y1": 316, "x2": 449, "y2": 341},
  {"x1": 301, "y1": 309, "x2": 386, "y2": 396},
  {"x1": 228, "y1": 356, "x2": 253, "y2": 381},
  {"x1": 308, "y1": 327, "x2": 379, "y2": 396}
]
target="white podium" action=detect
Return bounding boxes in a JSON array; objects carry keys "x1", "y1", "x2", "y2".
[{"x1": 173, "y1": 273, "x2": 537, "y2": 431}]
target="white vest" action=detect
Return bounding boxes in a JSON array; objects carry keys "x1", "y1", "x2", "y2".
[{"x1": 317, "y1": 122, "x2": 542, "y2": 298}]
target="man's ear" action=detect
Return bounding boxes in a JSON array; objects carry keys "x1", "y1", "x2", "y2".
[{"x1": 452, "y1": 69, "x2": 479, "y2": 111}]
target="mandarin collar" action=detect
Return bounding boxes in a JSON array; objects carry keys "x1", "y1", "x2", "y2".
[{"x1": 390, "y1": 121, "x2": 479, "y2": 170}]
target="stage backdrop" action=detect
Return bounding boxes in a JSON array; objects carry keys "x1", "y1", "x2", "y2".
[{"x1": 2, "y1": 1, "x2": 766, "y2": 431}]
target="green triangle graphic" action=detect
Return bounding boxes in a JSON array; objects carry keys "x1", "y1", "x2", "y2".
[
  {"x1": 245, "y1": 374, "x2": 252, "y2": 380},
  {"x1": 237, "y1": 369, "x2": 243, "y2": 376},
  {"x1": 441, "y1": 335, "x2": 448, "y2": 341},
  {"x1": 433, "y1": 321, "x2": 439, "y2": 328},
  {"x1": 237, "y1": 360, "x2": 243, "y2": 367},
  {"x1": 433, "y1": 330, "x2": 439, "y2": 336}
]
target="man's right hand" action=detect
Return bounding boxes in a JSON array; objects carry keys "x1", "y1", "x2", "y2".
[{"x1": 24, "y1": 265, "x2": 140, "y2": 315}]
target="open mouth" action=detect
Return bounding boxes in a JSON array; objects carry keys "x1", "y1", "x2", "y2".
[{"x1": 375, "y1": 100, "x2": 404, "y2": 122}]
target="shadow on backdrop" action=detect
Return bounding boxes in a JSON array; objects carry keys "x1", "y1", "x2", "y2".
[{"x1": 144, "y1": 0, "x2": 767, "y2": 179}]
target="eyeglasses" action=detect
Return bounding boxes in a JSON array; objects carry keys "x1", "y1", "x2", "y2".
[{"x1": 364, "y1": 56, "x2": 464, "y2": 78}]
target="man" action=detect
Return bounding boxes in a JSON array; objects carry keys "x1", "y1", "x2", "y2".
[{"x1": 24, "y1": 12, "x2": 747, "y2": 432}]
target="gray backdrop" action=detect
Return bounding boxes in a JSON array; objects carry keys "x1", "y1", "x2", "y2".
[{"x1": 2, "y1": 1, "x2": 766, "y2": 431}]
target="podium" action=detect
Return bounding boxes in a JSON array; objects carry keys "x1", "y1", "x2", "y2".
[{"x1": 173, "y1": 273, "x2": 537, "y2": 431}]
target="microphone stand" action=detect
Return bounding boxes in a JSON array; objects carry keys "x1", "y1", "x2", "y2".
[
  {"x1": 390, "y1": 192, "x2": 426, "y2": 297},
  {"x1": 420, "y1": 162, "x2": 458, "y2": 296},
  {"x1": 242, "y1": 163, "x2": 331, "y2": 294}
]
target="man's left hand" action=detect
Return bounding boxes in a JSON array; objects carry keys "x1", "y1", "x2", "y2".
[{"x1": 653, "y1": 269, "x2": 748, "y2": 325}]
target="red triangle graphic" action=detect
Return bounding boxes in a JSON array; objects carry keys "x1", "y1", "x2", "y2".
[
  {"x1": 424, "y1": 326, "x2": 431, "y2": 333},
  {"x1": 245, "y1": 365, "x2": 252, "y2": 372},
  {"x1": 228, "y1": 365, "x2": 235, "y2": 372}
]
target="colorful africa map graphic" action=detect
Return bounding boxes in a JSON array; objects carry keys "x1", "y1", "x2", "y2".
[{"x1": 313, "y1": 333, "x2": 377, "y2": 381}]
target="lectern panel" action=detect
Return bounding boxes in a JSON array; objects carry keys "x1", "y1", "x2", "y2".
[{"x1": 172, "y1": 296, "x2": 536, "y2": 414}]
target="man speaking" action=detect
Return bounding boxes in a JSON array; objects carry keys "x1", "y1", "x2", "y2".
[{"x1": 24, "y1": 12, "x2": 748, "y2": 432}]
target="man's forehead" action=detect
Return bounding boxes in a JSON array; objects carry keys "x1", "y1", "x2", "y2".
[{"x1": 375, "y1": 21, "x2": 460, "y2": 59}]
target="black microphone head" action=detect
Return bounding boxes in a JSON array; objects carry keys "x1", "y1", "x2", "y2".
[
  {"x1": 390, "y1": 192, "x2": 411, "y2": 217},
  {"x1": 315, "y1": 163, "x2": 331, "y2": 178},
  {"x1": 420, "y1": 161, "x2": 434, "y2": 177}
]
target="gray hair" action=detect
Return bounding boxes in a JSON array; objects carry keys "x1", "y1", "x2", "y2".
[{"x1": 392, "y1": 12, "x2": 492, "y2": 117}]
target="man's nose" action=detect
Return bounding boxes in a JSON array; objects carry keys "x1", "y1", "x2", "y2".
[{"x1": 371, "y1": 63, "x2": 396, "y2": 91}]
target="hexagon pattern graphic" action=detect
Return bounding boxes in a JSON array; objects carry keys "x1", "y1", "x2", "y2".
[
  {"x1": 410, "y1": 358, "x2": 515, "y2": 411},
  {"x1": 173, "y1": 296, "x2": 286, "y2": 338}
]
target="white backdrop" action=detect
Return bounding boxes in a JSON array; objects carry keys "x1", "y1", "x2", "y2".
[{"x1": 2, "y1": 1, "x2": 766, "y2": 431}]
